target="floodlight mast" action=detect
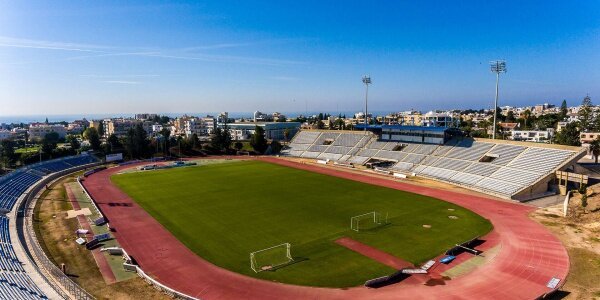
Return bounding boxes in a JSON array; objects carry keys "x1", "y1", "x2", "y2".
[
  {"x1": 490, "y1": 60, "x2": 506, "y2": 140},
  {"x1": 362, "y1": 75, "x2": 371, "y2": 132}
]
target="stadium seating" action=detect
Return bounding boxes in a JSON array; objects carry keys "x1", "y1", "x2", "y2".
[
  {"x1": 0, "y1": 216, "x2": 47, "y2": 299},
  {"x1": 283, "y1": 130, "x2": 582, "y2": 199},
  {"x1": 0, "y1": 154, "x2": 100, "y2": 299}
]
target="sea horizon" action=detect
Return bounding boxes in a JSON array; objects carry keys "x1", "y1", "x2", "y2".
[{"x1": 0, "y1": 110, "x2": 400, "y2": 125}]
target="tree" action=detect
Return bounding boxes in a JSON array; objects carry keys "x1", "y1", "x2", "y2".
[
  {"x1": 234, "y1": 142, "x2": 243, "y2": 151},
  {"x1": 84, "y1": 127, "x2": 102, "y2": 151},
  {"x1": 189, "y1": 133, "x2": 199, "y2": 149},
  {"x1": 97, "y1": 122, "x2": 105, "y2": 137},
  {"x1": 534, "y1": 113, "x2": 559, "y2": 130},
  {"x1": 589, "y1": 139, "x2": 600, "y2": 164},
  {"x1": 506, "y1": 111, "x2": 516, "y2": 123},
  {"x1": 66, "y1": 135, "x2": 80, "y2": 151},
  {"x1": 125, "y1": 129, "x2": 136, "y2": 158},
  {"x1": 124, "y1": 124, "x2": 151, "y2": 158},
  {"x1": 211, "y1": 126, "x2": 232, "y2": 152},
  {"x1": 522, "y1": 109, "x2": 532, "y2": 129},
  {"x1": 250, "y1": 126, "x2": 268, "y2": 154},
  {"x1": 559, "y1": 99, "x2": 568, "y2": 120},
  {"x1": 211, "y1": 127, "x2": 223, "y2": 150},
  {"x1": 160, "y1": 116, "x2": 171, "y2": 125},
  {"x1": 554, "y1": 122, "x2": 581, "y2": 146},
  {"x1": 159, "y1": 128, "x2": 171, "y2": 155},
  {"x1": 578, "y1": 95, "x2": 593, "y2": 132},
  {"x1": 316, "y1": 120, "x2": 325, "y2": 129},
  {"x1": 269, "y1": 140, "x2": 283, "y2": 154},
  {"x1": 0, "y1": 139, "x2": 17, "y2": 170},
  {"x1": 221, "y1": 124, "x2": 232, "y2": 150},
  {"x1": 134, "y1": 123, "x2": 150, "y2": 157},
  {"x1": 283, "y1": 128, "x2": 290, "y2": 143},
  {"x1": 41, "y1": 132, "x2": 60, "y2": 155},
  {"x1": 104, "y1": 133, "x2": 123, "y2": 154}
]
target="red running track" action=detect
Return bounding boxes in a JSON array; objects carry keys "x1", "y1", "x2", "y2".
[
  {"x1": 82, "y1": 157, "x2": 569, "y2": 300},
  {"x1": 335, "y1": 237, "x2": 414, "y2": 270}
]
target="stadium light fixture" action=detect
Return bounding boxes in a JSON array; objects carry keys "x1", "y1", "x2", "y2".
[
  {"x1": 362, "y1": 75, "x2": 371, "y2": 132},
  {"x1": 490, "y1": 60, "x2": 506, "y2": 140}
]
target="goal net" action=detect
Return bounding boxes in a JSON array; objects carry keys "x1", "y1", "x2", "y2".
[
  {"x1": 250, "y1": 243, "x2": 293, "y2": 273},
  {"x1": 351, "y1": 211, "x2": 384, "y2": 232}
]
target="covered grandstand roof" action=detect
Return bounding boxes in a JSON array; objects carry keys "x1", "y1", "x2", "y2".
[{"x1": 354, "y1": 124, "x2": 451, "y2": 132}]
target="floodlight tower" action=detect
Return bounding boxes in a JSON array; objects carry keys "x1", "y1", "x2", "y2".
[
  {"x1": 362, "y1": 75, "x2": 371, "y2": 132},
  {"x1": 490, "y1": 60, "x2": 506, "y2": 140}
]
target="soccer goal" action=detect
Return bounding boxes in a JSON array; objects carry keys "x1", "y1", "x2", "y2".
[
  {"x1": 250, "y1": 243, "x2": 293, "y2": 273},
  {"x1": 351, "y1": 211, "x2": 386, "y2": 232}
]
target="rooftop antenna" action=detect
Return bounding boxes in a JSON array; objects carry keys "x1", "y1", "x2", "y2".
[{"x1": 490, "y1": 60, "x2": 506, "y2": 140}]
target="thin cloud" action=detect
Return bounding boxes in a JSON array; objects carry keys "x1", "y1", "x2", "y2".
[
  {"x1": 73, "y1": 51, "x2": 305, "y2": 66},
  {"x1": 102, "y1": 80, "x2": 141, "y2": 85},
  {"x1": 140, "y1": 52, "x2": 305, "y2": 66},
  {"x1": 2, "y1": 36, "x2": 307, "y2": 66},
  {"x1": 181, "y1": 42, "x2": 254, "y2": 51},
  {"x1": 81, "y1": 74, "x2": 159, "y2": 78},
  {"x1": 0, "y1": 36, "x2": 108, "y2": 52}
]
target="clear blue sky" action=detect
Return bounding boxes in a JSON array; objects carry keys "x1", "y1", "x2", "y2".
[{"x1": 1, "y1": 1, "x2": 599, "y2": 116}]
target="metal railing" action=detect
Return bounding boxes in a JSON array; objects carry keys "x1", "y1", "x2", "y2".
[
  {"x1": 18, "y1": 162, "x2": 197, "y2": 300},
  {"x1": 18, "y1": 164, "x2": 100, "y2": 299},
  {"x1": 119, "y1": 249, "x2": 198, "y2": 300}
]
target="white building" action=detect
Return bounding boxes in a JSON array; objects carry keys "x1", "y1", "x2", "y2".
[
  {"x1": 253, "y1": 111, "x2": 271, "y2": 122},
  {"x1": 422, "y1": 111, "x2": 454, "y2": 127},
  {"x1": 67, "y1": 123, "x2": 84, "y2": 134},
  {"x1": 135, "y1": 113, "x2": 158, "y2": 120},
  {"x1": 510, "y1": 129, "x2": 555, "y2": 143},
  {"x1": 222, "y1": 122, "x2": 300, "y2": 141},
  {"x1": 103, "y1": 119, "x2": 153, "y2": 138},
  {"x1": 217, "y1": 112, "x2": 229, "y2": 125},
  {"x1": 184, "y1": 117, "x2": 215, "y2": 137},
  {"x1": 28, "y1": 124, "x2": 67, "y2": 141},
  {"x1": 152, "y1": 124, "x2": 164, "y2": 133},
  {"x1": 0, "y1": 130, "x2": 12, "y2": 141}
]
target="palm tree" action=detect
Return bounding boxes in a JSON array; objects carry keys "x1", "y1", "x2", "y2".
[
  {"x1": 589, "y1": 138, "x2": 600, "y2": 164},
  {"x1": 522, "y1": 109, "x2": 532, "y2": 129}
]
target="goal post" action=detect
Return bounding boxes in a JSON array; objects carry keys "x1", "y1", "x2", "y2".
[
  {"x1": 350, "y1": 211, "x2": 387, "y2": 232},
  {"x1": 250, "y1": 243, "x2": 293, "y2": 273}
]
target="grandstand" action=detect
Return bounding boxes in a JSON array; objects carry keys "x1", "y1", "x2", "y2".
[
  {"x1": 282, "y1": 130, "x2": 585, "y2": 200},
  {"x1": 0, "y1": 154, "x2": 99, "y2": 299}
]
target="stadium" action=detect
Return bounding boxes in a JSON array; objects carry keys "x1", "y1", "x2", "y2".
[{"x1": 0, "y1": 128, "x2": 585, "y2": 299}]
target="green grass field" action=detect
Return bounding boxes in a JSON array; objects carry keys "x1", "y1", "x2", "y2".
[{"x1": 111, "y1": 160, "x2": 492, "y2": 287}]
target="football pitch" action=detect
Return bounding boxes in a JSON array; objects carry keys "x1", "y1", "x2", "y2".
[{"x1": 111, "y1": 160, "x2": 492, "y2": 287}]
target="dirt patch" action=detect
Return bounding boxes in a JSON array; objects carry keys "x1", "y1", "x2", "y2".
[
  {"x1": 34, "y1": 174, "x2": 170, "y2": 300},
  {"x1": 532, "y1": 198, "x2": 600, "y2": 299},
  {"x1": 65, "y1": 207, "x2": 92, "y2": 219}
]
